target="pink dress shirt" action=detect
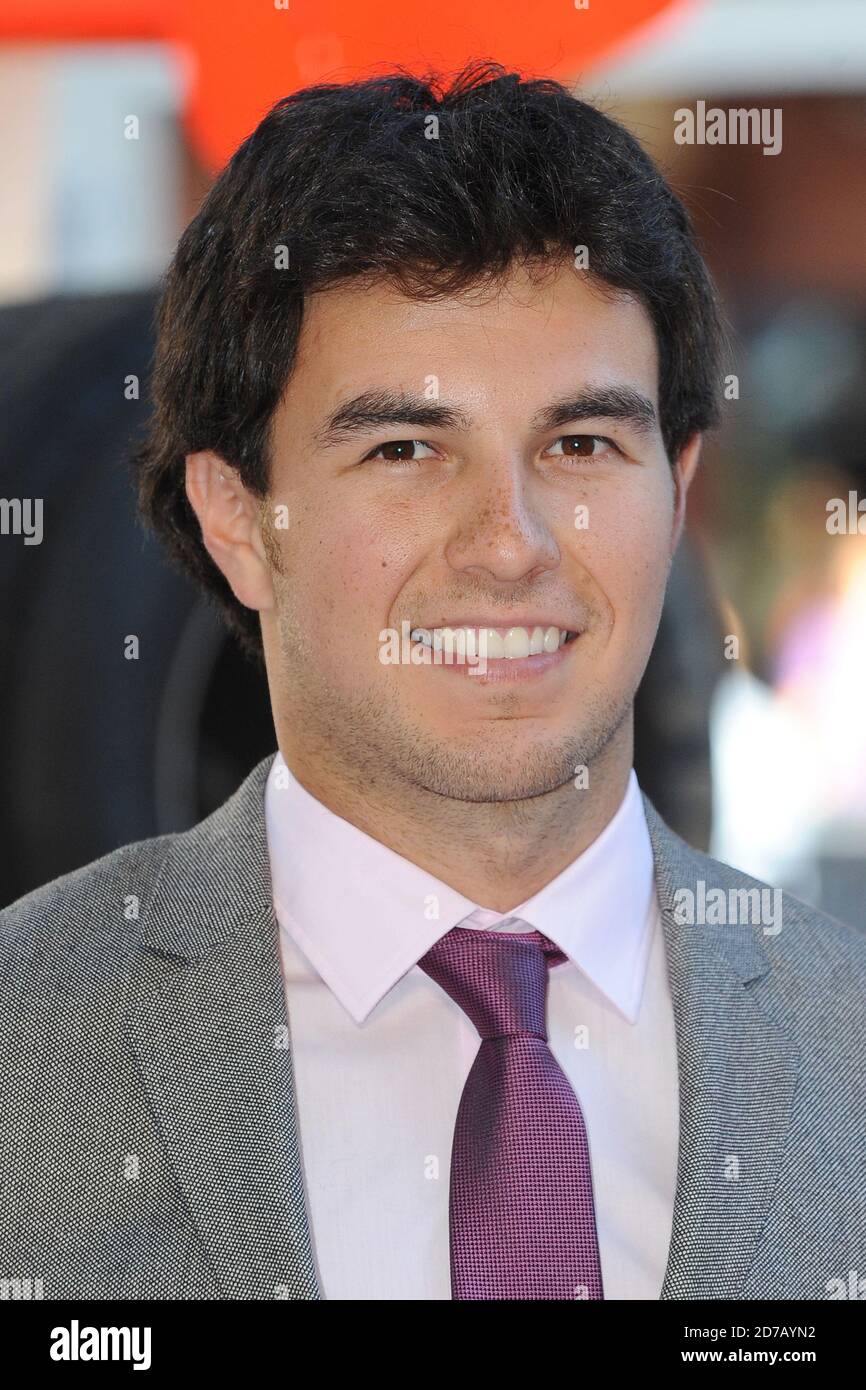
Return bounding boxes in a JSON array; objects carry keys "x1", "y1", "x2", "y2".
[{"x1": 265, "y1": 752, "x2": 679, "y2": 1299}]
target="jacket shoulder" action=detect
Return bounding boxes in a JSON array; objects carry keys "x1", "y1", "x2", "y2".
[
  {"x1": 642, "y1": 794, "x2": 866, "y2": 1019},
  {"x1": 0, "y1": 831, "x2": 177, "y2": 997},
  {"x1": 662, "y1": 826, "x2": 866, "y2": 1035},
  {"x1": 693, "y1": 840, "x2": 866, "y2": 969}
]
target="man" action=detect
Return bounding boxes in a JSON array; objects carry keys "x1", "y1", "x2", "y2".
[{"x1": 2, "y1": 62, "x2": 864, "y2": 1302}]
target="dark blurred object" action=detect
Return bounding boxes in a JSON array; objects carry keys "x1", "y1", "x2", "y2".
[
  {"x1": 0, "y1": 290, "x2": 721, "y2": 906},
  {"x1": 634, "y1": 540, "x2": 725, "y2": 853},
  {"x1": 0, "y1": 290, "x2": 275, "y2": 907}
]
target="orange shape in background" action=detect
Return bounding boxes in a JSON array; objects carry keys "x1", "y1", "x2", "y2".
[{"x1": 1, "y1": 0, "x2": 693, "y2": 170}]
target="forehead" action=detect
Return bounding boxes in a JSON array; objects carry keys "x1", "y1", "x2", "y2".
[{"x1": 282, "y1": 259, "x2": 660, "y2": 418}]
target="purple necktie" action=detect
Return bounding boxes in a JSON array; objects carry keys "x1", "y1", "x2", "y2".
[{"x1": 417, "y1": 925, "x2": 605, "y2": 1300}]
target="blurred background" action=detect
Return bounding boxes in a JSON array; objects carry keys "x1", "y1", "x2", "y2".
[{"x1": 1, "y1": 0, "x2": 865, "y2": 928}]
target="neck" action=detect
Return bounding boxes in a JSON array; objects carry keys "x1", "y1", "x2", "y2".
[{"x1": 276, "y1": 724, "x2": 634, "y2": 913}]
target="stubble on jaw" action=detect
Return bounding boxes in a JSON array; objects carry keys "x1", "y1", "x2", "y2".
[
  {"x1": 258, "y1": 495, "x2": 286, "y2": 577},
  {"x1": 270, "y1": 586, "x2": 632, "y2": 803},
  {"x1": 258, "y1": 494, "x2": 637, "y2": 845}
]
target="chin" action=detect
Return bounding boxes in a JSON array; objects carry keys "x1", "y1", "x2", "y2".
[{"x1": 410, "y1": 737, "x2": 590, "y2": 804}]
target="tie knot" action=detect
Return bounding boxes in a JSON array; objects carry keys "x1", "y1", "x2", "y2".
[{"x1": 417, "y1": 926, "x2": 565, "y2": 1041}]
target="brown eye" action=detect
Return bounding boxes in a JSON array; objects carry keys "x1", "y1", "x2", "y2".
[
  {"x1": 364, "y1": 440, "x2": 437, "y2": 464},
  {"x1": 560, "y1": 436, "x2": 597, "y2": 456},
  {"x1": 545, "y1": 435, "x2": 617, "y2": 461}
]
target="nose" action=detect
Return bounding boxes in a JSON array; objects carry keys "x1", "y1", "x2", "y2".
[{"x1": 444, "y1": 459, "x2": 560, "y2": 585}]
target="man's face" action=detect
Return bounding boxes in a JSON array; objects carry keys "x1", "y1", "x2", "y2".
[{"x1": 259, "y1": 258, "x2": 696, "y2": 803}]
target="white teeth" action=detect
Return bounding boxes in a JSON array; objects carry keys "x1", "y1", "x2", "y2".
[
  {"x1": 504, "y1": 627, "x2": 530, "y2": 659},
  {"x1": 482, "y1": 628, "x2": 505, "y2": 659},
  {"x1": 410, "y1": 624, "x2": 573, "y2": 659}
]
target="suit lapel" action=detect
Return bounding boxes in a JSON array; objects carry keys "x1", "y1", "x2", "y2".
[
  {"x1": 126, "y1": 753, "x2": 321, "y2": 1299},
  {"x1": 124, "y1": 753, "x2": 800, "y2": 1300},
  {"x1": 642, "y1": 797, "x2": 801, "y2": 1299}
]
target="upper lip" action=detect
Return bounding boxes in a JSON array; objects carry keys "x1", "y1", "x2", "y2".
[{"x1": 410, "y1": 617, "x2": 580, "y2": 632}]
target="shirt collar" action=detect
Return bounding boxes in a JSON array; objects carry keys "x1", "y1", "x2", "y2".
[{"x1": 265, "y1": 752, "x2": 656, "y2": 1025}]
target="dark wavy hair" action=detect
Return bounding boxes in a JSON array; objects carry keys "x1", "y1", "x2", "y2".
[{"x1": 134, "y1": 60, "x2": 727, "y2": 660}]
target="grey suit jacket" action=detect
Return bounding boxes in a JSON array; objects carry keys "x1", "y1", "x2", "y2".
[{"x1": 2, "y1": 752, "x2": 865, "y2": 1300}]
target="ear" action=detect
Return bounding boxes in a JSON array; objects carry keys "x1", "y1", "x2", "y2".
[
  {"x1": 669, "y1": 432, "x2": 703, "y2": 556},
  {"x1": 184, "y1": 451, "x2": 275, "y2": 612}
]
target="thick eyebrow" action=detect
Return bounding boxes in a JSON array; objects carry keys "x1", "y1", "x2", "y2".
[
  {"x1": 314, "y1": 384, "x2": 657, "y2": 449},
  {"x1": 314, "y1": 390, "x2": 472, "y2": 448},
  {"x1": 530, "y1": 386, "x2": 658, "y2": 436}
]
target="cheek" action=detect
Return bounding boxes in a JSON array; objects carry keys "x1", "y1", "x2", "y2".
[
  {"x1": 569, "y1": 476, "x2": 674, "y2": 621},
  {"x1": 283, "y1": 492, "x2": 415, "y2": 633}
]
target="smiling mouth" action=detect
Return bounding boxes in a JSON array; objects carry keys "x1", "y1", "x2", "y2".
[{"x1": 409, "y1": 624, "x2": 578, "y2": 660}]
